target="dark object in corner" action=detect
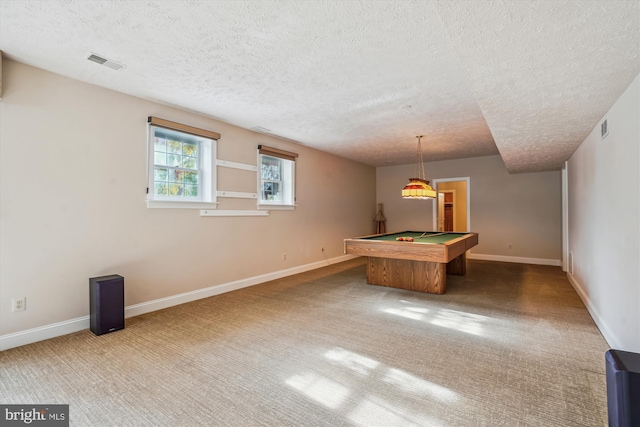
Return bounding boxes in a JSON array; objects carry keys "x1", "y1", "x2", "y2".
[
  {"x1": 89, "y1": 275, "x2": 124, "y2": 336},
  {"x1": 606, "y1": 349, "x2": 640, "y2": 427}
]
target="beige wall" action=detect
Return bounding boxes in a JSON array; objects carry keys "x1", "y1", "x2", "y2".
[
  {"x1": 377, "y1": 155, "x2": 562, "y2": 261},
  {"x1": 568, "y1": 74, "x2": 639, "y2": 352},
  {"x1": 436, "y1": 181, "x2": 467, "y2": 232},
  {"x1": 0, "y1": 59, "x2": 376, "y2": 336}
]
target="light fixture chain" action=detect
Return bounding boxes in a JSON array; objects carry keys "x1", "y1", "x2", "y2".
[
  {"x1": 402, "y1": 134, "x2": 435, "y2": 199},
  {"x1": 416, "y1": 135, "x2": 425, "y2": 180}
]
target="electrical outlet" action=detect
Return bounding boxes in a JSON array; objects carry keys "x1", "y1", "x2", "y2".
[
  {"x1": 282, "y1": 253, "x2": 286, "y2": 261},
  {"x1": 12, "y1": 297, "x2": 26, "y2": 312}
]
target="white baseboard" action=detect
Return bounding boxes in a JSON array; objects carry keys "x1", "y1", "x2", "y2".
[
  {"x1": 124, "y1": 254, "x2": 357, "y2": 318},
  {"x1": 0, "y1": 316, "x2": 91, "y2": 352},
  {"x1": 467, "y1": 252, "x2": 561, "y2": 266},
  {"x1": 0, "y1": 254, "x2": 359, "y2": 351},
  {"x1": 566, "y1": 272, "x2": 620, "y2": 349}
]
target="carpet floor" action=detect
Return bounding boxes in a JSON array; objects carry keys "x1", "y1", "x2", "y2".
[{"x1": 0, "y1": 258, "x2": 609, "y2": 426}]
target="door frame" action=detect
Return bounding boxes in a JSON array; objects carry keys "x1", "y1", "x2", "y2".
[
  {"x1": 437, "y1": 193, "x2": 445, "y2": 231},
  {"x1": 431, "y1": 177, "x2": 471, "y2": 232}
]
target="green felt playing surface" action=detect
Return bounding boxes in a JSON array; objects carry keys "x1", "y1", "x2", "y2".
[{"x1": 365, "y1": 231, "x2": 468, "y2": 244}]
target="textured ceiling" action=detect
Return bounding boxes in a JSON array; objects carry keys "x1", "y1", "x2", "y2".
[{"x1": 1, "y1": 0, "x2": 638, "y2": 172}]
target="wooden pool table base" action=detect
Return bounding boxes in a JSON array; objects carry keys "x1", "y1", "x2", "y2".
[
  {"x1": 366, "y1": 252, "x2": 467, "y2": 295},
  {"x1": 344, "y1": 231, "x2": 478, "y2": 295}
]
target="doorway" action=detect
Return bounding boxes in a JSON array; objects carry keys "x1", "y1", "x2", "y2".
[
  {"x1": 431, "y1": 177, "x2": 470, "y2": 232},
  {"x1": 440, "y1": 190, "x2": 455, "y2": 231}
]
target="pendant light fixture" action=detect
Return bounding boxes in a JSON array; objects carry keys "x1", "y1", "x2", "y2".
[{"x1": 401, "y1": 135, "x2": 436, "y2": 199}]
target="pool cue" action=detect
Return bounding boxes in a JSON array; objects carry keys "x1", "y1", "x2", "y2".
[{"x1": 417, "y1": 232, "x2": 446, "y2": 239}]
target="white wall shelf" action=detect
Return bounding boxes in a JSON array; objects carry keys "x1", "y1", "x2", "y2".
[
  {"x1": 200, "y1": 210, "x2": 269, "y2": 217},
  {"x1": 216, "y1": 191, "x2": 257, "y2": 199},
  {"x1": 216, "y1": 159, "x2": 257, "y2": 172}
]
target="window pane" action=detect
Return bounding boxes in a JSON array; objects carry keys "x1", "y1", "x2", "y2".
[
  {"x1": 183, "y1": 171, "x2": 198, "y2": 184},
  {"x1": 168, "y1": 139, "x2": 182, "y2": 154},
  {"x1": 261, "y1": 156, "x2": 281, "y2": 180},
  {"x1": 154, "y1": 168, "x2": 168, "y2": 181},
  {"x1": 185, "y1": 185, "x2": 198, "y2": 197},
  {"x1": 183, "y1": 156, "x2": 197, "y2": 169},
  {"x1": 168, "y1": 183, "x2": 183, "y2": 196},
  {"x1": 169, "y1": 170, "x2": 184, "y2": 183},
  {"x1": 167, "y1": 154, "x2": 181, "y2": 167},
  {"x1": 154, "y1": 183, "x2": 168, "y2": 196},
  {"x1": 262, "y1": 182, "x2": 281, "y2": 201},
  {"x1": 149, "y1": 123, "x2": 209, "y2": 203},
  {"x1": 183, "y1": 142, "x2": 197, "y2": 157},
  {"x1": 154, "y1": 152, "x2": 167, "y2": 166},
  {"x1": 154, "y1": 137, "x2": 167, "y2": 152}
]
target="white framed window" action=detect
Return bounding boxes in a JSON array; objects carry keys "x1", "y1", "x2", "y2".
[
  {"x1": 147, "y1": 117, "x2": 219, "y2": 208},
  {"x1": 258, "y1": 145, "x2": 297, "y2": 209}
]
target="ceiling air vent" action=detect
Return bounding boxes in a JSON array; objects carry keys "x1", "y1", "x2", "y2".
[
  {"x1": 250, "y1": 126, "x2": 271, "y2": 134},
  {"x1": 250, "y1": 126, "x2": 300, "y2": 144},
  {"x1": 87, "y1": 53, "x2": 125, "y2": 71}
]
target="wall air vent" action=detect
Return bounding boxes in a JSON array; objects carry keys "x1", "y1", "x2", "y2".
[
  {"x1": 87, "y1": 53, "x2": 125, "y2": 71},
  {"x1": 568, "y1": 251, "x2": 574, "y2": 275},
  {"x1": 601, "y1": 117, "x2": 609, "y2": 139}
]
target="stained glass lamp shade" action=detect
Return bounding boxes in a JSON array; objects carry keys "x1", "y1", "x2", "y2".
[{"x1": 402, "y1": 136, "x2": 436, "y2": 199}]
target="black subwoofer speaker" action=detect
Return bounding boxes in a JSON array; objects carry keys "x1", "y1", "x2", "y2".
[
  {"x1": 89, "y1": 274, "x2": 124, "y2": 336},
  {"x1": 606, "y1": 349, "x2": 640, "y2": 427}
]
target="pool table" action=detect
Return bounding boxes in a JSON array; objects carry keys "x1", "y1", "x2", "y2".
[{"x1": 344, "y1": 231, "x2": 479, "y2": 295}]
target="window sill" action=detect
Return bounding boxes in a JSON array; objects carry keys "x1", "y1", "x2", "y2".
[
  {"x1": 257, "y1": 204, "x2": 296, "y2": 211},
  {"x1": 147, "y1": 200, "x2": 219, "y2": 209}
]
